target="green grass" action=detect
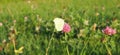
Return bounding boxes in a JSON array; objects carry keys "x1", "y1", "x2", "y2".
[{"x1": 0, "y1": 0, "x2": 120, "y2": 55}]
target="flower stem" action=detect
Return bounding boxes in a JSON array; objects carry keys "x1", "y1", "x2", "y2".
[
  {"x1": 45, "y1": 37, "x2": 53, "y2": 55},
  {"x1": 104, "y1": 44, "x2": 112, "y2": 55},
  {"x1": 66, "y1": 45, "x2": 70, "y2": 55},
  {"x1": 104, "y1": 35, "x2": 112, "y2": 55},
  {"x1": 12, "y1": 39, "x2": 18, "y2": 55},
  {"x1": 65, "y1": 33, "x2": 70, "y2": 55},
  {"x1": 45, "y1": 29, "x2": 55, "y2": 55}
]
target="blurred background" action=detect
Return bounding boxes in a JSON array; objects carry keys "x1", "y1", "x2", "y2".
[{"x1": 0, "y1": 0, "x2": 120, "y2": 55}]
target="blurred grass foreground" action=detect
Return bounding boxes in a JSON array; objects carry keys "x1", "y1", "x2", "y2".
[{"x1": 0, "y1": 0, "x2": 120, "y2": 55}]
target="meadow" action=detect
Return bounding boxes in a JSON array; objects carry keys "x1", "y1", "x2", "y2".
[{"x1": 0, "y1": 0, "x2": 120, "y2": 55}]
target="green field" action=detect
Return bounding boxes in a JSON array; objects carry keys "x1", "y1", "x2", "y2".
[{"x1": 0, "y1": 0, "x2": 120, "y2": 55}]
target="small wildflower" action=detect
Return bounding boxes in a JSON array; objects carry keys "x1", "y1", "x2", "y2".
[
  {"x1": 9, "y1": 26, "x2": 14, "y2": 31},
  {"x1": 91, "y1": 23, "x2": 97, "y2": 31},
  {"x1": 84, "y1": 20, "x2": 89, "y2": 25},
  {"x1": 24, "y1": 16, "x2": 28, "y2": 22},
  {"x1": 77, "y1": 29, "x2": 85, "y2": 38},
  {"x1": 102, "y1": 6, "x2": 105, "y2": 11},
  {"x1": 35, "y1": 26, "x2": 40, "y2": 32},
  {"x1": 36, "y1": 15, "x2": 42, "y2": 22},
  {"x1": 62, "y1": 23, "x2": 71, "y2": 33},
  {"x1": 102, "y1": 26, "x2": 116, "y2": 35},
  {"x1": 2, "y1": 39, "x2": 6, "y2": 44},
  {"x1": 13, "y1": 20, "x2": 16, "y2": 25},
  {"x1": 95, "y1": 12, "x2": 100, "y2": 16},
  {"x1": 37, "y1": 15, "x2": 40, "y2": 20},
  {"x1": 31, "y1": 4, "x2": 37, "y2": 10},
  {"x1": 0, "y1": 22, "x2": 3, "y2": 27},
  {"x1": 27, "y1": 0, "x2": 31, "y2": 4}
]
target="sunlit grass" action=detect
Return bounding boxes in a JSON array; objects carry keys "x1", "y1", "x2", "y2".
[{"x1": 0, "y1": 0, "x2": 120, "y2": 55}]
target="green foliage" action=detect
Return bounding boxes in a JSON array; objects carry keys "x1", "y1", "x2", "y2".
[{"x1": 0, "y1": 0, "x2": 120, "y2": 55}]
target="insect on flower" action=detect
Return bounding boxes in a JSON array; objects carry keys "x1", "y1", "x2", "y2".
[
  {"x1": 53, "y1": 18, "x2": 65, "y2": 31},
  {"x1": 53, "y1": 18, "x2": 71, "y2": 33}
]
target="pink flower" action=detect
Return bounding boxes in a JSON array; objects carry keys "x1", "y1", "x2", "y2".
[
  {"x1": 102, "y1": 26, "x2": 116, "y2": 35},
  {"x1": 111, "y1": 29, "x2": 116, "y2": 34},
  {"x1": 62, "y1": 23, "x2": 71, "y2": 33}
]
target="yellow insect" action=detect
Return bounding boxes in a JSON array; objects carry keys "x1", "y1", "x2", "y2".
[{"x1": 14, "y1": 46, "x2": 24, "y2": 54}]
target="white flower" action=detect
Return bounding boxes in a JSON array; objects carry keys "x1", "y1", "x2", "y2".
[
  {"x1": 95, "y1": 12, "x2": 100, "y2": 16},
  {"x1": 84, "y1": 20, "x2": 89, "y2": 25},
  {"x1": 0, "y1": 22, "x2": 3, "y2": 27},
  {"x1": 35, "y1": 26, "x2": 40, "y2": 32},
  {"x1": 53, "y1": 18, "x2": 65, "y2": 31}
]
